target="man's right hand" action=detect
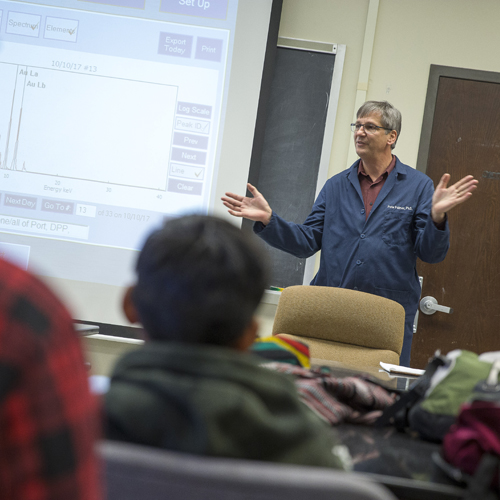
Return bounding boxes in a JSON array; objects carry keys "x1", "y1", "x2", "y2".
[{"x1": 222, "y1": 183, "x2": 273, "y2": 225}]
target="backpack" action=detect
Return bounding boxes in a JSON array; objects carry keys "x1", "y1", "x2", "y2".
[
  {"x1": 436, "y1": 360, "x2": 500, "y2": 498},
  {"x1": 376, "y1": 350, "x2": 500, "y2": 442}
]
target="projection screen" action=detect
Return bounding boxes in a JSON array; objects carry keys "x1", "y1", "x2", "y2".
[{"x1": 0, "y1": 0, "x2": 279, "y2": 327}]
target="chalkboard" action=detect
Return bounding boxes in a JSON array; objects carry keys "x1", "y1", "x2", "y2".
[{"x1": 244, "y1": 44, "x2": 342, "y2": 288}]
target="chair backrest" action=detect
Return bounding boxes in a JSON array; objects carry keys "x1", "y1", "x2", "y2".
[
  {"x1": 100, "y1": 440, "x2": 397, "y2": 500},
  {"x1": 272, "y1": 286, "x2": 405, "y2": 367}
]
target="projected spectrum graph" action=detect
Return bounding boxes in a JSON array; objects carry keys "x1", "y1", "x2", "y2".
[{"x1": 0, "y1": 62, "x2": 177, "y2": 190}]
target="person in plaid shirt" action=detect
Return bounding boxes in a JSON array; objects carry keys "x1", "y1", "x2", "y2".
[{"x1": 0, "y1": 258, "x2": 102, "y2": 500}]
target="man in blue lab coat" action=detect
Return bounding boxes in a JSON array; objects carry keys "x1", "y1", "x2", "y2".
[{"x1": 222, "y1": 101, "x2": 477, "y2": 366}]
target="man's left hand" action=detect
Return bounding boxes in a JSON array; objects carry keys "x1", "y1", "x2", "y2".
[{"x1": 431, "y1": 173, "x2": 478, "y2": 223}]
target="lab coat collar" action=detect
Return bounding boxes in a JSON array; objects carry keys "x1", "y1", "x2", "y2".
[{"x1": 347, "y1": 156, "x2": 409, "y2": 220}]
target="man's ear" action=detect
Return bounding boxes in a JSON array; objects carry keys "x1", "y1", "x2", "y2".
[
  {"x1": 233, "y1": 317, "x2": 259, "y2": 352},
  {"x1": 387, "y1": 129, "x2": 397, "y2": 147},
  {"x1": 122, "y1": 286, "x2": 140, "y2": 324}
]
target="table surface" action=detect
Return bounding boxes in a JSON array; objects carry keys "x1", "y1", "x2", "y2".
[{"x1": 310, "y1": 359, "x2": 469, "y2": 500}]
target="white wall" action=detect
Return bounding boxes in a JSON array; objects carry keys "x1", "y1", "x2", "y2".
[
  {"x1": 371, "y1": 1, "x2": 500, "y2": 167},
  {"x1": 281, "y1": 0, "x2": 500, "y2": 175}
]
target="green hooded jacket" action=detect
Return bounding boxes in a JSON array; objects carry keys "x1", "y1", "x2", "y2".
[{"x1": 104, "y1": 342, "x2": 344, "y2": 469}]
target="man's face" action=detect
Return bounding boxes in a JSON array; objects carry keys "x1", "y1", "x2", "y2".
[{"x1": 353, "y1": 112, "x2": 396, "y2": 159}]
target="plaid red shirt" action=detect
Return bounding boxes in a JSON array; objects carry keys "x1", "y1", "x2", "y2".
[{"x1": 0, "y1": 259, "x2": 102, "y2": 500}]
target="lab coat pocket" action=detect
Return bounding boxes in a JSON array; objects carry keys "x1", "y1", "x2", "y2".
[{"x1": 381, "y1": 210, "x2": 412, "y2": 247}]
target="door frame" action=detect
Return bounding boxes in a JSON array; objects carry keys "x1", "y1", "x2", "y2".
[{"x1": 416, "y1": 64, "x2": 500, "y2": 174}]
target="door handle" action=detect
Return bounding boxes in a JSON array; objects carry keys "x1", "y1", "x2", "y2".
[{"x1": 420, "y1": 296, "x2": 453, "y2": 315}]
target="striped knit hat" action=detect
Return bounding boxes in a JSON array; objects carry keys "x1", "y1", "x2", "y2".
[{"x1": 250, "y1": 334, "x2": 310, "y2": 368}]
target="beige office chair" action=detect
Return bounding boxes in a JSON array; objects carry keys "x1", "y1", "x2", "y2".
[{"x1": 272, "y1": 286, "x2": 405, "y2": 368}]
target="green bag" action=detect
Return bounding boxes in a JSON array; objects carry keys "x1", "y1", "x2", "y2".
[{"x1": 376, "y1": 350, "x2": 499, "y2": 442}]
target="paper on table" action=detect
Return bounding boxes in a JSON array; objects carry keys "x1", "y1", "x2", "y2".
[{"x1": 379, "y1": 362, "x2": 425, "y2": 377}]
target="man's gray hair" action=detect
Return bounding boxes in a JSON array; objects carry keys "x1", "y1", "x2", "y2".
[{"x1": 357, "y1": 101, "x2": 402, "y2": 150}]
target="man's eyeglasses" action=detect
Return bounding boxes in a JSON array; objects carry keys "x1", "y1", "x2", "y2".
[{"x1": 351, "y1": 123, "x2": 393, "y2": 134}]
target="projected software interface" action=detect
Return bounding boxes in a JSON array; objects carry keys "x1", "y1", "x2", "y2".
[{"x1": 0, "y1": 0, "x2": 235, "y2": 279}]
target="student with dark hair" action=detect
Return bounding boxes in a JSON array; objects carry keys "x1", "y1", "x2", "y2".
[
  {"x1": 104, "y1": 215, "x2": 345, "y2": 468},
  {"x1": 0, "y1": 258, "x2": 102, "y2": 500}
]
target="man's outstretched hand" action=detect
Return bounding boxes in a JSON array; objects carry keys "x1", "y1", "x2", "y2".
[
  {"x1": 431, "y1": 174, "x2": 478, "y2": 223},
  {"x1": 222, "y1": 183, "x2": 273, "y2": 225}
]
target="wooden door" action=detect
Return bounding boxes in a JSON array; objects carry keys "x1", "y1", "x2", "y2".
[{"x1": 412, "y1": 75, "x2": 500, "y2": 369}]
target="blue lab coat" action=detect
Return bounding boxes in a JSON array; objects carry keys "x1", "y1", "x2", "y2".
[{"x1": 254, "y1": 157, "x2": 450, "y2": 366}]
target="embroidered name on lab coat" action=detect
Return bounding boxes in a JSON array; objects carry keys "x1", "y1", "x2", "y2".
[{"x1": 387, "y1": 205, "x2": 413, "y2": 211}]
